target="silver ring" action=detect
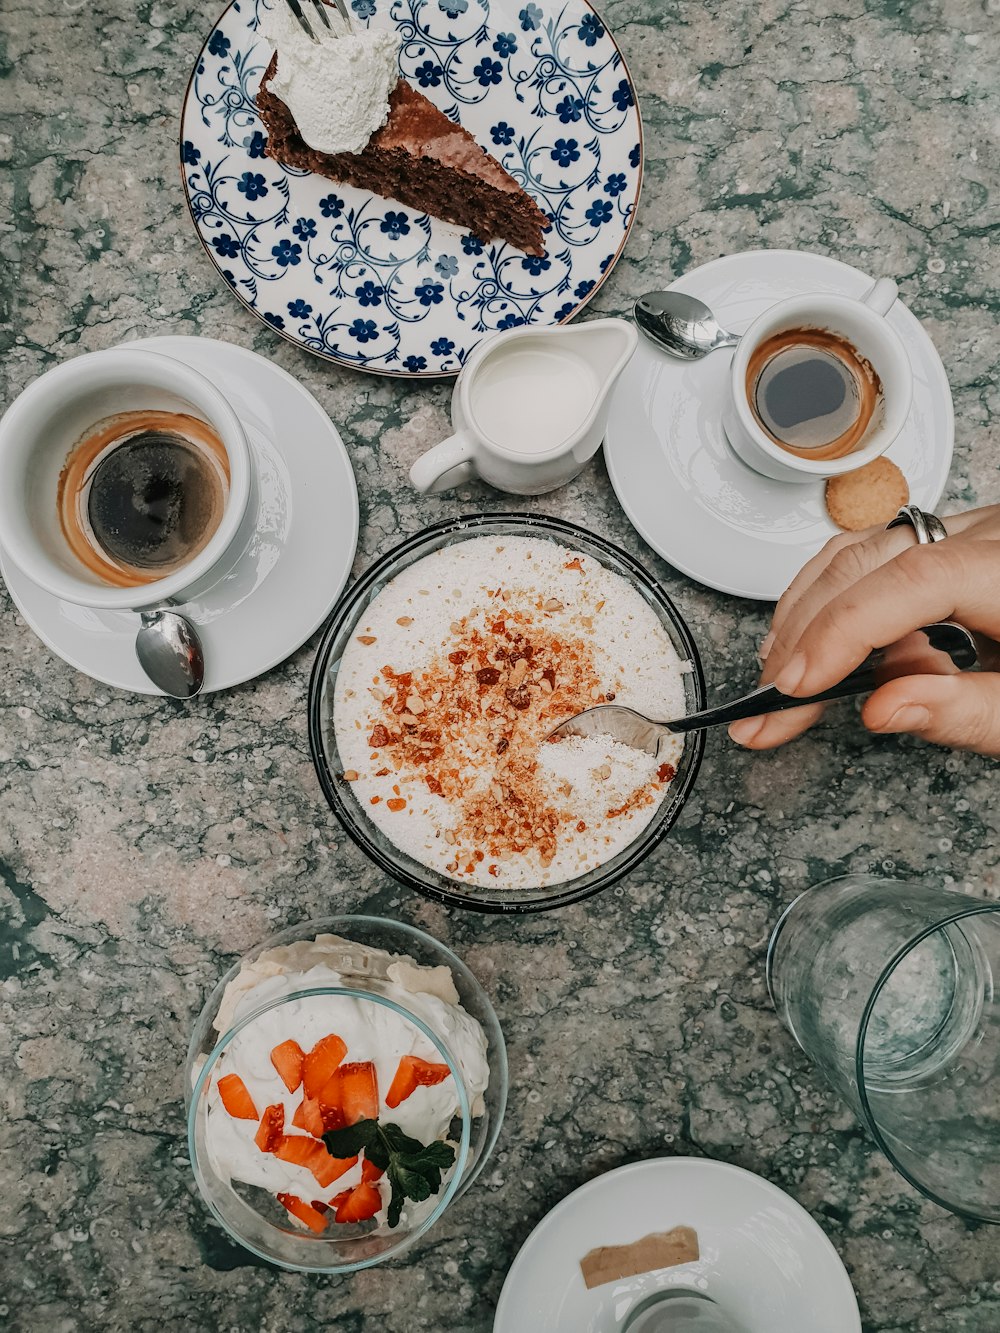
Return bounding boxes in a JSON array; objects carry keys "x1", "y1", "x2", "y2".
[{"x1": 886, "y1": 505, "x2": 948, "y2": 545}]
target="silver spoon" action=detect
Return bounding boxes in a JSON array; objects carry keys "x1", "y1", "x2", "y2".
[
  {"x1": 547, "y1": 623, "x2": 978, "y2": 757},
  {"x1": 633, "y1": 290, "x2": 740, "y2": 360},
  {"x1": 135, "y1": 608, "x2": 206, "y2": 699}
]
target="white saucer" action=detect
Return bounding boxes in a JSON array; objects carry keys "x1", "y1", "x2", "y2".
[
  {"x1": 0, "y1": 337, "x2": 359, "y2": 694},
  {"x1": 604, "y1": 249, "x2": 954, "y2": 601},
  {"x1": 494, "y1": 1157, "x2": 861, "y2": 1333}
]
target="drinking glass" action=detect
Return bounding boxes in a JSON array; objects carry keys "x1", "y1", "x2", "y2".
[
  {"x1": 623, "y1": 1291, "x2": 747, "y2": 1332},
  {"x1": 767, "y1": 875, "x2": 1000, "y2": 1222}
]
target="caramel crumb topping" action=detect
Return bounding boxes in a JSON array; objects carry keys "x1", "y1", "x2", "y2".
[{"x1": 360, "y1": 610, "x2": 612, "y2": 871}]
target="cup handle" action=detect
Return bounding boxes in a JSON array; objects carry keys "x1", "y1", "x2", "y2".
[
  {"x1": 861, "y1": 277, "x2": 898, "y2": 317},
  {"x1": 409, "y1": 432, "x2": 477, "y2": 494}
]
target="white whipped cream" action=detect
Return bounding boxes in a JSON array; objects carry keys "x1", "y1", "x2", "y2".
[
  {"x1": 204, "y1": 935, "x2": 490, "y2": 1231},
  {"x1": 259, "y1": 1, "x2": 399, "y2": 156}
]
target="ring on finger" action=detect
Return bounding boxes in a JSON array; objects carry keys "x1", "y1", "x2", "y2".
[{"x1": 885, "y1": 504, "x2": 948, "y2": 545}]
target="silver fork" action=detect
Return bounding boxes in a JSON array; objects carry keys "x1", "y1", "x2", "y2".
[{"x1": 284, "y1": 0, "x2": 353, "y2": 41}]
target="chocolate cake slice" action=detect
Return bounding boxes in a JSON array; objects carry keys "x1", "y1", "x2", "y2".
[{"x1": 256, "y1": 56, "x2": 549, "y2": 257}]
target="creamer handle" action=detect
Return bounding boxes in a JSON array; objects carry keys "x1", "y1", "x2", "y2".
[{"x1": 409, "y1": 432, "x2": 477, "y2": 494}]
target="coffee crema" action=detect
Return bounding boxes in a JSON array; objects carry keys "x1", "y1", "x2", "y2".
[
  {"x1": 745, "y1": 327, "x2": 882, "y2": 460},
  {"x1": 58, "y1": 410, "x2": 230, "y2": 588}
]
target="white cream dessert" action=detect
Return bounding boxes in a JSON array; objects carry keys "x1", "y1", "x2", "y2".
[
  {"x1": 333, "y1": 537, "x2": 689, "y2": 889},
  {"x1": 204, "y1": 934, "x2": 489, "y2": 1235},
  {"x1": 258, "y1": 1, "x2": 398, "y2": 156}
]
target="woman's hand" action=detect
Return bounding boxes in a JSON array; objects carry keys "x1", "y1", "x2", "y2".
[{"x1": 728, "y1": 505, "x2": 1000, "y2": 755}]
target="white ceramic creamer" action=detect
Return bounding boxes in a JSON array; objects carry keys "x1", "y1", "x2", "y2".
[{"x1": 409, "y1": 319, "x2": 638, "y2": 496}]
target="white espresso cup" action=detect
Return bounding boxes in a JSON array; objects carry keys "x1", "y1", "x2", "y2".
[
  {"x1": 0, "y1": 347, "x2": 256, "y2": 611},
  {"x1": 722, "y1": 278, "x2": 912, "y2": 483},
  {"x1": 409, "y1": 319, "x2": 638, "y2": 496}
]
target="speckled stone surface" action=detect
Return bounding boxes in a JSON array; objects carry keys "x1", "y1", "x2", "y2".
[{"x1": 2, "y1": 0, "x2": 1000, "y2": 1329}]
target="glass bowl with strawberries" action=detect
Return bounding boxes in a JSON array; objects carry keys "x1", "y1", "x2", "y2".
[{"x1": 185, "y1": 915, "x2": 507, "y2": 1272}]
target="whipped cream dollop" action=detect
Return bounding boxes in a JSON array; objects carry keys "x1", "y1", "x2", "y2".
[
  {"x1": 203, "y1": 935, "x2": 490, "y2": 1232},
  {"x1": 259, "y1": 1, "x2": 399, "y2": 156}
]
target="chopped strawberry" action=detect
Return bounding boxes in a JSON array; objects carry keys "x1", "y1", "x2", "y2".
[
  {"x1": 302, "y1": 1033, "x2": 348, "y2": 1100},
  {"x1": 217, "y1": 1073, "x2": 258, "y2": 1121},
  {"x1": 274, "y1": 1135, "x2": 358, "y2": 1188},
  {"x1": 254, "y1": 1103, "x2": 285, "y2": 1153},
  {"x1": 331, "y1": 1181, "x2": 382, "y2": 1224},
  {"x1": 276, "y1": 1192, "x2": 328, "y2": 1234},
  {"x1": 361, "y1": 1157, "x2": 384, "y2": 1184},
  {"x1": 385, "y1": 1055, "x2": 452, "y2": 1108},
  {"x1": 291, "y1": 1096, "x2": 325, "y2": 1138},
  {"x1": 318, "y1": 1060, "x2": 379, "y2": 1130},
  {"x1": 310, "y1": 1199, "x2": 330, "y2": 1214},
  {"x1": 270, "y1": 1039, "x2": 305, "y2": 1093}
]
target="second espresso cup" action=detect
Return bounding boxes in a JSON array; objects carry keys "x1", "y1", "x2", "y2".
[
  {"x1": 0, "y1": 347, "x2": 255, "y2": 612},
  {"x1": 722, "y1": 278, "x2": 913, "y2": 484}
]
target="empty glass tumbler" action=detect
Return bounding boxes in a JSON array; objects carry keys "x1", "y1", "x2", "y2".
[
  {"x1": 622, "y1": 1291, "x2": 747, "y2": 1332},
  {"x1": 767, "y1": 875, "x2": 1000, "y2": 1222}
]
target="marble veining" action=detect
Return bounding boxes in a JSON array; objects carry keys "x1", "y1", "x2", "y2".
[{"x1": 2, "y1": 0, "x2": 1000, "y2": 1329}]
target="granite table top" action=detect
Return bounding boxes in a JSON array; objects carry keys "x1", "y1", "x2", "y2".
[{"x1": 2, "y1": 0, "x2": 1000, "y2": 1328}]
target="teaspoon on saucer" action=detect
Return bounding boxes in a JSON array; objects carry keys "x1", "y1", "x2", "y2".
[
  {"x1": 135, "y1": 608, "x2": 206, "y2": 699},
  {"x1": 547, "y1": 622, "x2": 978, "y2": 757},
  {"x1": 633, "y1": 290, "x2": 740, "y2": 360}
]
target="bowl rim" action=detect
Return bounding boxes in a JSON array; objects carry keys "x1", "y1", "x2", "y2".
[
  {"x1": 307, "y1": 513, "x2": 706, "y2": 914},
  {"x1": 188, "y1": 980, "x2": 473, "y2": 1274}
]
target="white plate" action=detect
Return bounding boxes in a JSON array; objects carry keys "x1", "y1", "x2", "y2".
[
  {"x1": 604, "y1": 249, "x2": 954, "y2": 601},
  {"x1": 181, "y1": 0, "x2": 643, "y2": 378},
  {"x1": 0, "y1": 336, "x2": 359, "y2": 695},
  {"x1": 494, "y1": 1157, "x2": 861, "y2": 1333}
]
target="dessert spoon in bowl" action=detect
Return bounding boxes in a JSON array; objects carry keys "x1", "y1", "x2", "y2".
[{"x1": 547, "y1": 622, "x2": 979, "y2": 757}]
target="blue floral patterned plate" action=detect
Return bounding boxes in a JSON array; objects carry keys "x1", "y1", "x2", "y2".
[{"x1": 180, "y1": 0, "x2": 642, "y2": 377}]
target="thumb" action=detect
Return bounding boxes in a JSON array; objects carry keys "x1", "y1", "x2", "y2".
[{"x1": 863, "y1": 673, "x2": 1000, "y2": 756}]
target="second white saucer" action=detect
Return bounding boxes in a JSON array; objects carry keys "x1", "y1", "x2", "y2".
[
  {"x1": 494, "y1": 1157, "x2": 861, "y2": 1333},
  {"x1": 604, "y1": 249, "x2": 954, "y2": 602},
  {"x1": 0, "y1": 336, "x2": 359, "y2": 694}
]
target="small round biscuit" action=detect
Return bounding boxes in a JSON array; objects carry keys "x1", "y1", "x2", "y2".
[{"x1": 825, "y1": 457, "x2": 909, "y2": 532}]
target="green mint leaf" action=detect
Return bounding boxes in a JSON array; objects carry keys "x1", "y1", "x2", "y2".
[
  {"x1": 322, "y1": 1118, "x2": 378, "y2": 1159},
  {"x1": 350, "y1": 1121, "x2": 458, "y2": 1229},
  {"x1": 389, "y1": 1159, "x2": 434, "y2": 1205},
  {"x1": 416, "y1": 1164, "x2": 443, "y2": 1197},
  {"x1": 407, "y1": 1140, "x2": 456, "y2": 1173},
  {"x1": 364, "y1": 1134, "x2": 390, "y2": 1173},
  {"x1": 380, "y1": 1122, "x2": 427, "y2": 1156},
  {"x1": 387, "y1": 1175, "x2": 405, "y2": 1229}
]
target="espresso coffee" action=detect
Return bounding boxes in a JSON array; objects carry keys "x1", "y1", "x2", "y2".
[
  {"x1": 745, "y1": 327, "x2": 881, "y2": 460},
  {"x1": 58, "y1": 411, "x2": 230, "y2": 587}
]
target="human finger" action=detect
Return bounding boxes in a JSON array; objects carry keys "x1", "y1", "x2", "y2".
[
  {"x1": 770, "y1": 540, "x2": 1000, "y2": 699},
  {"x1": 764, "y1": 509, "x2": 986, "y2": 673},
  {"x1": 728, "y1": 703, "x2": 826, "y2": 750},
  {"x1": 862, "y1": 671, "x2": 1000, "y2": 756}
]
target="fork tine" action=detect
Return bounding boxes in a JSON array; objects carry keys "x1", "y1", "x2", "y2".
[
  {"x1": 309, "y1": 0, "x2": 334, "y2": 30},
  {"x1": 284, "y1": 0, "x2": 317, "y2": 41},
  {"x1": 328, "y1": 0, "x2": 353, "y2": 26}
]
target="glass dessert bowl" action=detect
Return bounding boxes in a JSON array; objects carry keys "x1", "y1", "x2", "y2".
[
  {"x1": 308, "y1": 514, "x2": 706, "y2": 913},
  {"x1": 186, "y1": 915, "x2": 507, "y2": 1273}
]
